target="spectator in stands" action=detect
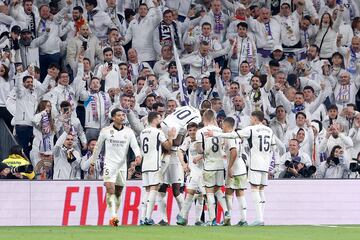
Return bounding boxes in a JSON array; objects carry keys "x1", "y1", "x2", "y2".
[
  {"x1": 316, "y1": 145, "x2": 349, "y2": 178},
  {"x1": 81, "y1": 138, "x2": 103, "y2": 180},
  {"x1": 53, "y1": 132, "x2": 81, "y2": 179}
]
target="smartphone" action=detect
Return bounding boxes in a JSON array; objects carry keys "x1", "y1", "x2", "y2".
[
  {"x1": 82, "y1": 41, "x2": 87, "y2": 51},
  {"x1": 108, "y1": 62, "x2": 113, "y2": 69},
  {"x1": 63, "y1": 107, "x2": 69, "y2": 114}
]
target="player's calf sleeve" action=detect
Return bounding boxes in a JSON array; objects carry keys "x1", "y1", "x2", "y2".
[
  {"x1": 259, "y1": 190, "x2": 266, "y2": 217},
  {"x1": 145, "y1": 190, "x2": 157, "y2": 220},
  {"x1": 215, "y1": 190, "x2": 228, "y2": 213},
  {"x1": 225, "y1": 194, "x2": 233, "y2": 215},
  {"x1": 180, "y1": 194, "x2": 194, "y2": 219},
  {"x1": 106, "y1": 193, "x2": 117, "y2": 218},
  {"x1": 157, "y1": 192, "x2": 168, "y2": 222},
  {"x1": 206, "y1": 193, "x2": 216, "y2": 221},
  {"x1": 195, "y1": 196, "x2": 204, "y2": 222},
  {"x1": 140, "y1": 191, "x2": 149, "y2": 221},
  {"x1": 237, "y1": 196, "x2": 247, "y2": 221},
  {"x1": 251, "y1": 189, "x2": 263, "y2": 222}
]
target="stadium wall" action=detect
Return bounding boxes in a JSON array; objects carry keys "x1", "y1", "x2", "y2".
[{"x1": 0, "y1": 180, "x2": 359, "y2": 226}]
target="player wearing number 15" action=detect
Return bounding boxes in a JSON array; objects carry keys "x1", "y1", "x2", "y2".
[
  {"x1": 139, "y1": 112, "x2": 175, "y2": 225},
  {"x1": 206, "y1": 111, "x2": 276, "y2": 226},
  {"x1": 89, "y1": 109, "x2": 141, "y2": 227},
  {"x1": 195, "y1": 109, "x2": 230, "y2": 226}
]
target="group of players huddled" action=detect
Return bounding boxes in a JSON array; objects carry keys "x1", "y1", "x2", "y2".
[{"x1": 89, "y1": 105, "x2": 275, "y2": 227}]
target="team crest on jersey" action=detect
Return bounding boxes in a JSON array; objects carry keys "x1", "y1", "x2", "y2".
[{"x1": 110, "y1": 130, "x2": 114, "y2": 137}]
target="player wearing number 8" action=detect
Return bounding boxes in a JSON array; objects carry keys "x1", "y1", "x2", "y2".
[
  {"x1": 195, "y1": 110, "x2": 230, "y2": 226},
  {"x1": 205, "y1": 111, "x2": 276, "y2": 226}
]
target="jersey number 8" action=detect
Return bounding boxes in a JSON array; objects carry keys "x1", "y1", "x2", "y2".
[{"x1": 211, "y1": 137, "x2": 219, "y2": 152}]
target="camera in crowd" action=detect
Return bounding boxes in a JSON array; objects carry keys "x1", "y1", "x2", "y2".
[
  {"x1": 350, "y1": 162, "x2": 360, "y2": 173},
  {"x1": 0, "y1": 162, "x2": 33, "y2": 179},
  {"x1": 283, "y1": 156, "x2": 316, "y2": 178}
]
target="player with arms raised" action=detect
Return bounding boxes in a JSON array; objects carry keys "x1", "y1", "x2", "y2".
[
  {"x1": 206, "y1": 111, "x2": 276, "y2": 226},
  {"x1": 90, "y1": 109, "x2": 141, "y2": 226},
  {"x1": 195, "y1": 109, "x2": 230, "y2": 226},
  {"x1": 139, "y1": 112, "x2": 176, "y2": 225}
]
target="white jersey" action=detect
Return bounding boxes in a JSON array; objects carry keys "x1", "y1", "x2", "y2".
[
  {"x1": 140, "y1": 126, "x2": 167, "y2": 172},
  {"x1": 179, "y1": 136, "x2": 203, "y2": 177},
  {"x1": 224, "y1": 138, "x2": 247, "y2": 176},
  {"x1": 92, "y1": 124, "x2": 141, "y2": 171},
  {"x1": 196, "y1": 125, "x2": 226, "y2": 171},
  {"x1": 163, "y1": 106, "x2": 202, "y2": 129},
  {"x1": 215, "y1": 124, "x2": 275, "y2": 172}
]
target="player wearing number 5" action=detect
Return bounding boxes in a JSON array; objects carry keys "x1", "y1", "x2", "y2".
[
  {"x1": 89, "y1": 108, "x2": 141, "y2": 226},
  {"x1": 206, "y1": 111, "x2": 276, "y2": 226},
  {"x1": 195, "y1": 110, "x2": 230, "y2": 226},
  {"x1": 139, "y1": 112, "x2": 175, "y2": 225}
]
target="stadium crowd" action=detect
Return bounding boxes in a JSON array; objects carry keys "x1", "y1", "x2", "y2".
[{"x1": 1, "y1": 0, "x2": 360, "y2": 181}]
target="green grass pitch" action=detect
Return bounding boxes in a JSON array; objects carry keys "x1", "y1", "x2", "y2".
[{"x1": 0, "y1": 225, "x2": 359, "y2": 240}]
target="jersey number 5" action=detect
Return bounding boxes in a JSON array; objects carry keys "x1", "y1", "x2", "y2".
[{"x1": 258, "y1": 135, "x2": 270, "y2": 152}]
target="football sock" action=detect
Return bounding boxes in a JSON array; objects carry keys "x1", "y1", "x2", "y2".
[
  {"x1": 175, "y1": 194, "x2": 184, "y2": 211},
  {"x1": 195, "y1": 195, "x2": 204, "y2": 222},
  {"x1": 225, "y1": 194, "x2": 233, "y2": 216},
  {"x1": 251, "y1": 189, "x2": 263, "y2": 222},
  {"x1": 237, "y1": 196, "x2": 247, "y2": 222},
  {"x1": 145, "y1": 190, "x2": 157, "y2": 220},
  {"x1": 206, "y1": 193, "x2": 216, "y2": 221},
  {"x1": 140, "y1": 191, "x2": 149, "y2": 221},
  {"x1": 157, "y1": 192, "x2": 168, "y2": 222},
  {"x1": 259, "y1": 190, "x2": 266, "y2": 221},
  {"x1": 215, "y1": 190, "x2": 228, "y2": 213},
  {"x1": 180, "y1": 193, "x2": 194, "y2": 219},
  {"x1": 106, "y1": 193, "x2": 117, "y2": 218}
]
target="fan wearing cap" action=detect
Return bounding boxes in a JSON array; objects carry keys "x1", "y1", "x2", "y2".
[
  {"x1": 273, "y1": 0, "x2": 304, "y2": 49},
  {"x1": 158, "y1": 61, "x2": 180, "y2": 92},
  {"x1": 262, "y1": 45, "x2": 293, "y2": 75}
]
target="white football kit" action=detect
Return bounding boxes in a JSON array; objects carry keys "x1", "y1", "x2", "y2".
[
  {"x1": 179, "y1": 136, "x2": 205, "y2": 194},
  {"x1": 140, "y1": 126, "x2": 168, "y2": 187},
  {"x1": 215, "y1": 124, "x2": 275, "y2": 186},
  {"x1": 224, "y1": 138, "x2": 248, "y2": 190},
  {"x1": 196, "y1": 125, "x2": 226, "y2": 188},
  {"x1": 92, "y1": 124, "x2": 141, "y2": 186},
  {"x1": 161, "y1": 106, "x2": 202, "y2": 185}
]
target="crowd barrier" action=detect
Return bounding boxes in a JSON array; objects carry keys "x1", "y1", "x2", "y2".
[{"x1": 0, "y1": 180, "x2": 359, "y2": 226}]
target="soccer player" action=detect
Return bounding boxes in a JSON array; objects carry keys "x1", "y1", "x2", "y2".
[
  {"x1": 222, "y1": 117, "x2": 248, "y2": 226},
  {"x1": 139, "y1": 112, "x2": 176, "y2": 225},
  {"x1": 157, "y1": 105, "x2": 202, "y2": 225},
  {"x1": 206, "y1": 111, "x2": 276, "y2": 226},
  {"x1": 90, "y1": 108, "x2": 141, "y2": 226},
  {"x1": 176, "y1": 123, "x2": 206, "y2": 226},
  {"x1": 195, "y1": 109, "x2": 230, "y2": 226}
]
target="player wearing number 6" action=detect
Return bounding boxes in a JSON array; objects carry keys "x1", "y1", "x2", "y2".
[
  {"x1": 206, "y1": 111, "x2": 276, "y2": 226},
  {"x1": 195, "y1": 109, "x2": 230, "y2": 226},
  {"x1": 139, "y1": 112, "x2": 176, "y2": 225}
]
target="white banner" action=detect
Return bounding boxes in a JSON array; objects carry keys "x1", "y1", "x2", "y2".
[{"x1": 0, "y1": 180, "x2": 360, "y2": 226}]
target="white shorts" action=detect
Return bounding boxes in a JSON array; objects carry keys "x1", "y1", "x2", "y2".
[
  {"x1": 248, "y1": 170, "x2": 268, "y2": 186},
  {"x1": 203, "y1": 170, "x2": 225, "y2": 188},
  {"x1": 226, "y1": 174, "x2": 247, "y2": 190},
  {"x1": 142, "y1": 170, "x2": 162, "y2": 187},
  {"x1": 186, "y1": 173, "x2": 206, "y2": 194},
  {"x1": 163, "y1": 163, "x2": 184, "y2": 184},
  {"x1": 103, "y1": 167, "x2": 126, "y2": 186}
]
